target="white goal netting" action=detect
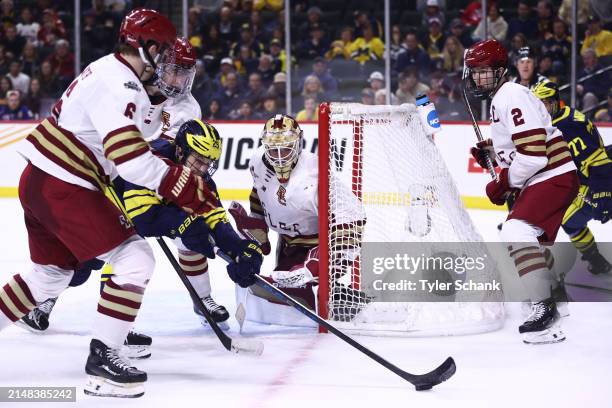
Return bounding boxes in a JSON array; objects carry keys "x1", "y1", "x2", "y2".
[{"x1": 319, "y1": 103, "x2": 504, "y2": 336}]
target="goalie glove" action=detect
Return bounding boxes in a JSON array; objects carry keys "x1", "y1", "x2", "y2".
[
  {"x1": 158, "y1": 165, "x2": 218, "y2": 214},
  {"x1": 470, "y1": 139, "x2": 497, "y2": 170},
  {"x1": 271, "y1": 246, "x2": 320, "y2": 288},
  {"x1": 227, "y1": 201, "x2": 271, "y2": 255}
]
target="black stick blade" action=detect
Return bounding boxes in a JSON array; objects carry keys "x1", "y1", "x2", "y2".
[{"x1": 409, "y1": 357, "x2": 456, "y2": 391}]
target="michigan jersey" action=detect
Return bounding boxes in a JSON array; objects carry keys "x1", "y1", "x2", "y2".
[
  {"x1": 552, "y1": 106, "x2": 612, "y2": 185},
  {"x1": 141, "y1": 92, "x2": 201, "y2": 141},
  {"x1": 490, "y1": 81, "x2": 576, "y2": 189},
  {"x1": 18, "y1": 53, "x2": 169, "y2": 192}
]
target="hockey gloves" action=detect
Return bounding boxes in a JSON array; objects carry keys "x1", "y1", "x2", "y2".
[
  {"x1": 226, "y1": 241, "x2": 264, "y2": 288},
  {"x1": 471, "y1": 139, "x2": 497, "y2": 170},
  {"x1": 591, "y1": 191, "x2": 611, "y2": 223},
  {"x1": 486, "y1": 168, "x2": 517, "y2": 206},
  {"x1": 159, "y1": 165, "x2": 218, "y2": 215},
  {"x1": 227, "y1": 201, "x2": 271, "y2": 255}
]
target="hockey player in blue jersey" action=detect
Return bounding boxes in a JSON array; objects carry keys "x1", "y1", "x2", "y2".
[{"x1": 532, "y1": 81, "x2": 612, "y2": 275}]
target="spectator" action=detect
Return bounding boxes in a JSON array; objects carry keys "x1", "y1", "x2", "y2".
[
  {"x1": 447, "y1": 18, "x2": 473, "y2": 49},
  {"x1": 0, "y1": 75, "x2": 12, "y2": 103},
  {"x1": 23, "y1": 77, "x2": 41, "y2": 119},
  {"x1": 541, "y1": 20, "x2": 572, "y2": 76},
  {"x1": 268, "y1": 38, "x2": 284, "y2": 72},
  {"x1": 300, "y1": 74, "x2": 325, "y2": 102},
  {"x1": 417, "y1": 0, "x2": 446, "y2": 11},
  {"x1": 395, "y1": 67, "x2": 430, "y2": 105},
  {"x1": 213, "y1": 71, "x2": 244, "y2": 118},
  {"x1": 3, "y1": 25, "x2": 25, "y2": 57},
  {"x1": 395, "y1": 31, "x2": 431, "y2": 77},
  {"x1": 0, "y1": 45, "x2": 9, "y2": 76},
  {"x1": 512, "y1": 47, "x2": 547, "y2": 89},
  {"x1": 191, "y1": 60, "x2": 214, "y2": 107},
  {"x1": 201, "y1": 25, "x2": 228, "y2": 75},
  {"x1": 203, "y1": 99, "x2": 222, "y2": 121},
  {"x1": 368, "y1": 71, "x2": 385, "y2": 93},
  {"x1": 218, "y1": 6, "x2": 238, "y2": 45},
  {"x1": 296, "y1": 23, "x2": 329, "y2": 60},
  {"x1": 214, "y1": 57, "x2": 237, "y2": 90},
  {"x1": 421, "y1": 17, "x2": 446, "y2": 67},
  {"x1": 374, "y1": 89, "x2": 397, "y2": 105},
  {"x1": 437, "y1": 83, "x2": 470, "y2": 121},
  {"x1": 594, "y1": 90, "x2": 612, "y2": 122},
  {"x1": 0, "y1": 90, "x2": 33, "y2": 120},
  {"x1": 296, "y1": 96, "x2": 318, "y2": 121},
  {"x1": 231, "y1": 100, "x2": 261, "y2": 120},
  {"x1": 6, "y1": 60, "x2": 30, "y2": 96},
  {"x1": 299, "y1": 6, "x2": 327, "y2": 40},
  {"x1": 230, "y1": 23, "x2": 264, "y2": 60},
  {"x1": 581, "y1": 15, "x2": 612, "y2": 58},
  {"x1": 421, "y1": 0, "x2": 446, "y2": 29},
  {"x1": 577, "y1": 49, "x2": 610, "y2": 112},
  {"x1": 558, "y1": 0, "x2": 590, "y2": 26},
  {"x1": 267, "y1": 71, "x2": 286, "y2": 107},
  {"x1": 353, "y1": 9, "x2": 382, "y2": 38},
  {"x1": 37, "y1": 9, "x2": 67, "y2": 48},
  {"x1": 37, "y1": 60, "x2": 62, "y2": 98},
  {"x1": 254, "y1": 0, "x2": 284, "y2": 12},
  {"x1": 308, "y1": 57, "x2": 338, "y2": 95},
  {"x1": 82, "y1": 10, "x2": 114, "y2": 64},
  {"x1": 442, "y1": 36, "x2": 464, "y2": 75},
  {"x1": 536, "y1": 0, "x2": 555, "y2": 40},
  {"x1": 508, "y1": 33, "x2": 528, "y2": 76},
  {"x1": 260, "y1": 92, "x2": 281, "y2": 116},
  {"x1": 46, "y1": 39, "x2": 75, "y2": 86},
  {"x1": 360, "y1": 87, "x2": 374, "y2": 105},
  {"x1": 507, "y1": 1, "x2": 539, "y2": 41},
  {"x1": 15, "y1": 7, "x2": 39, "y2": 46},
  {"x1": 389, "y1": 25, "x2": 404, "y2": 68},
  {"x1": 248, "y1": 10, "x2": 268, "y2": 44},
  {"x1": 461, "y1": 0, "x2": 482, "y2": 28},
  {"x1": 538, "y1": 54, "x2": 558, "y2": 84},
  {"x1": 348, "y1": 23, "x2": 384, "y2": 64},
  {"x1": 255, "y1": 54, "x2": 277, "y2": 87},
  {"x1": 326, "y1": 26, "x2": 354, "y2": 60},
  {"x1": 244, "y1": 72, "x2": 266, "y2": 109},
  {"x1": 0, "y1": 0, "x2": 15, "y2": 27},
  {"x1": 472, "y1": 3, "x2": 508, "y2": 42},
  {"x1": 235, "y1": 44, "x2": 259, "y2": 76}
]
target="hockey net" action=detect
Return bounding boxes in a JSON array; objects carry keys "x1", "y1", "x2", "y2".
[{"x1": 317, "y1": 103, "x2": 504, "y2": 336}]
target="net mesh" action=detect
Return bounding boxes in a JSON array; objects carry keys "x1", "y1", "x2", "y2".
[{"x1": 322, "y1": 103, "x2": 504, "y2": 336}]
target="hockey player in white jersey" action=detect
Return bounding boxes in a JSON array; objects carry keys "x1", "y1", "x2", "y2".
[
  {"x1": 0, "y1": 9, "x2": 237, "y2": 398},
  {"x1": 465, "y1": 39, "x2": 579, "y2": 344},
  {"x1": 230, "y1": 114, "x2": 366, "y2": 327}
]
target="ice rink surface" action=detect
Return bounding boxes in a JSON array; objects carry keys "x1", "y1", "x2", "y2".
[{"x1": 0, "y1": 199, "x2": 611, "y2": 408}]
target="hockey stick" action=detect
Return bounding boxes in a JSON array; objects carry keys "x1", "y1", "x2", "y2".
[
  {"x1": 216, "y1": 249, "x2": 456, "y2": 391},
  {"x1": 155, "y1": 237, "x2": 264, "y2": 356},
  {"x1": 461, "y1": 54, "x2": 497, "y2": 180}
]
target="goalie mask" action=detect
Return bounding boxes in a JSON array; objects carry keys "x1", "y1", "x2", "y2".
[
  {"x1": 532, "y1": 80, "x2": 560, "y2": 117},
  {"x1": 155, "y1": 37, "x2": 197, "y2": 98},
  {"x1": 463, "y1": 39, "x2": 508, "y2": 100},
  {"x1": 175, "y1": 119, "x2": 222, "y2": 177},
  {"x1": 261, "y1": 114, "x2": 303, "y2": 182}
]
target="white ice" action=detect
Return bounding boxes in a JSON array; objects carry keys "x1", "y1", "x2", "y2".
[{"x1": 0, "y1": 198, "x2": 611, "y2": 408}]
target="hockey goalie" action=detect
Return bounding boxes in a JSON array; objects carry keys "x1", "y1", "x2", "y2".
[{"x1": 229, "y1": 114, "x2": 366, "y2": 328}]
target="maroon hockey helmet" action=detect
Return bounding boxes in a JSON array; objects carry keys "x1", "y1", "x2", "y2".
[
  {"x1": 119, "y1": 8, "x2": 177, "y2": 67},
  {"x1": 463, "y1": 39, "x2": 508, "y2": 99},
  {"x1": 155, "y1": 37, "x2": 197, "y2": 98}
]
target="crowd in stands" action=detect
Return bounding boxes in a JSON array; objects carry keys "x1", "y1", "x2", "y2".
[{"x1": 0, "y1": 0, "x2": 610, "y2": 123}]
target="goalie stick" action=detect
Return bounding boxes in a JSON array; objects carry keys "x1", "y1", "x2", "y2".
[
  {"x1": 215, "y1": 248, "x2": 456, "y2": 391},
  {"x1": 156, "y1": 237, "x2": 264, "y2": 356},
  {"x1": 462, "y1": 52, "x2": 497, "y2": 180}
]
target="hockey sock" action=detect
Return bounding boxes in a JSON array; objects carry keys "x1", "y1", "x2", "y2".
[
  {"x1": 99, "y1": 264, "x2": 114, "y2": 294},
  {"x1": 93, "y1": 278, "x2": 144, "y2": 348},
  {"x1": 0, "y1": 274, "x2": 36, "y2": 329},
  {"x1": 509, "y1": 245, "x2": 555, "y2": 302},
  {"x1": 178, "y1": 249, "x2": 211, "y2": 298},
  {"x1": 570, "y1": 227, "x2": 596, "y2": 254}
]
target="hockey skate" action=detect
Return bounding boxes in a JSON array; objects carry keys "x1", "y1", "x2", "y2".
[
  {"x1": 519, "y1": 299, "x2": 565, "y2": 345},
  {"x1": 84, "y1": 339, "x2": 147, "y2": 398},
  {"x1": 17, "y1": 297, "x2": 57, "y2": 332},
  {"x1": 193, "y1": 296, "x2": 230, "y2": 330},
  {"x1": 582, "y1": 248, "x2": 612, "y2": 275},
  {"x1": 123, "y1": 330, "x2": 152, "y2": 359}
]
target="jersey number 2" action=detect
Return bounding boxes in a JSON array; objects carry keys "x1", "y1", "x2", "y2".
[{"x1": 511, "y1": 108, "x2": 525, "y2": 126}]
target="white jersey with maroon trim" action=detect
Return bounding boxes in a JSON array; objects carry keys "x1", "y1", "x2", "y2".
[
  {"x1": 490, "y1": 81, "x2": 576, "y2": 189},
  {"x1": 249, "y1": 146, "x2": 318, "y2": 239},
  {"x1": 142, "y1": 92, "x2": 201, "y2": 141},
  {"x1": 18, "y1": 53, "x2": 169, "y2": 192}
]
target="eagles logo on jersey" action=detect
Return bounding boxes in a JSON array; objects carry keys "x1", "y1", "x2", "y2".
[{"x1": 277, "y1": 185, "x2": 287, "y2": 206}]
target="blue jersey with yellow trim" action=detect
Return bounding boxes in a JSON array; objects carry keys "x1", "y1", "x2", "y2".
[
  {"x1": 552, "y1": 106, "x2": 612, "y2": 187},
  {"x1": 112, "y1": 138, "x2": 244, "y2": 257}
]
